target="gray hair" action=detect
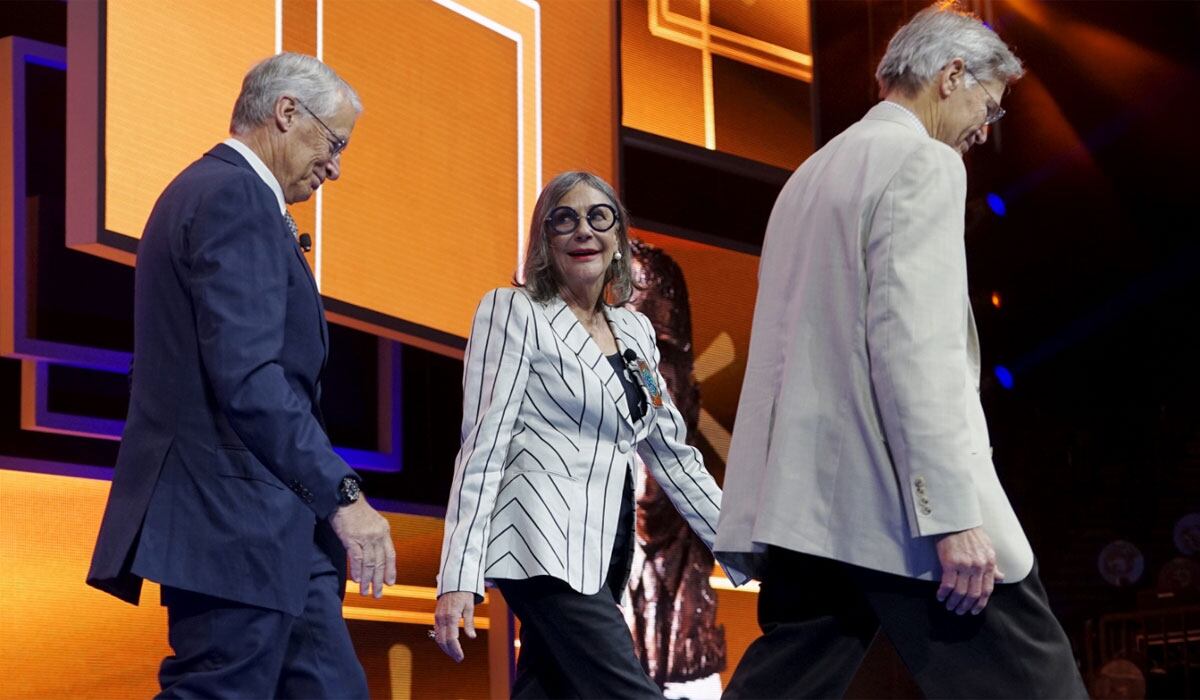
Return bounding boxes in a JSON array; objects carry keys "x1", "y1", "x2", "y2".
[
  {"x1": 876, "y1": 2, "x2": 1023, "y2": 96},
  {"x1": 520, "y1": 171, "x2": 635, "y2": 308},
  {"x1": 230, "y1": 52, "x2": 362, "y2": 135}
]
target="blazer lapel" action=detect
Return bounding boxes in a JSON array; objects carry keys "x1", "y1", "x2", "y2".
[
  {"x1": 544, "y1": 296, "x2": 635, "y2": 430},
  {"x1": 214, "y1": 141, "x2": 331, "y2": 368},
  {"x1": 606, "y1": 307, "x2": 657, "y2": 430},
  {"x1": 287, "y1": 224, "x2": 329, "y2": 367}
]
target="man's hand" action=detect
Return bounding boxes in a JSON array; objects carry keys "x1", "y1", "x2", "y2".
[
  {"x1": 434, "y1": 591, "x2": 477, "y2": 663},
  {"x1": 936, "y1": 527, "x2": 1005, "y2": 615},
  {"x1": 329, "y1": 499, "x2": 396, "y2": 598}
]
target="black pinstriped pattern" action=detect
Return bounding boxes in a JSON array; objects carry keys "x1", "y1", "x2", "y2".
[
  {"x1": 436, "y1": 288, "x2": 736, "y2": 600},
  {"x1": 497, "y1": 472, "x2": 567, "y2": 531},
  {"x1": 490, "y1": 499, "x2": 565, "y2": 567}
]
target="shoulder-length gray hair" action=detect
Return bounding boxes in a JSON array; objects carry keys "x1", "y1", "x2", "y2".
[
  {"x1": 519, "y1": 171, "x2": 635, "y2": 308},
  {"x1": 230, "y1": 52, "x2": 362, "y2": 135},
  {"x1": 875, "y1": 2, "x2": 1023, "y2": 96}
]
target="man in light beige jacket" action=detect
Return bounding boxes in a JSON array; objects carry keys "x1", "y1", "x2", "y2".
[{"x1": 716, "y1": 4, "x2": 1087, "y2": 698}]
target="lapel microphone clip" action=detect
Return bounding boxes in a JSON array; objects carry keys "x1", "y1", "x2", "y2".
[
  {"x1": 622, "y1": 349, "x2": 664, "y2": 408},
  {"x1": 298, "y1": 232, "x2": 312, "y2": 253}
]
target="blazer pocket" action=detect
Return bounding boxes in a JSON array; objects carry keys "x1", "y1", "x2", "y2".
[
  {"x1": 215, "y1": 446, "x2": 286, "y2": 490},
  {"x1": 505, "y1": 465, "x2": 579, "y2": 483},
  {"x1": 504, "y1": 445, "x2": 580, "y2": 482}
]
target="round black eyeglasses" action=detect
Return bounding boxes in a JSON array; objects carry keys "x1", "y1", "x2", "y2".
[{"x1": 544, "y1": 204, "x2": 618, "y2": 236}]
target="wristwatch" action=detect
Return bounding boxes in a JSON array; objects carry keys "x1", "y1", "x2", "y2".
[{"x1": 337, "y1": 475, "x2": 363, "y2": 506}]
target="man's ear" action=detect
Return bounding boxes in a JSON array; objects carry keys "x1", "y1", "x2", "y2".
[
  {"x1": 938, "y1": 57, "x2": 967, "y2": 98},
  {"x1": 274, "y1": 95, "x2": 298, "y2": 133}
]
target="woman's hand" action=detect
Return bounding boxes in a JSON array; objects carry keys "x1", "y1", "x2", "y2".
[{"x1": 433, "y1": 591, "x2": 477, "y2": 662}]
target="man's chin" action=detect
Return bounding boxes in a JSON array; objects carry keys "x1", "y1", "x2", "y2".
[{"x1": 288, "y1": 189, "x2": 314, "y2": 204}]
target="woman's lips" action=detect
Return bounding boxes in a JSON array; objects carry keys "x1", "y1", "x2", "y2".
[{"x1": 568, "y1": 250, "x2": 600, "y2": 260}]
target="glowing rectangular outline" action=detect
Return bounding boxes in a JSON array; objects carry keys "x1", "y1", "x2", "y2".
[
  {"x1": 645, "y1": 0, "x2": 812, "y2": 150},
  {"x1": 20, "y1": 359, "x2": 123, "y2": 441},
  {"x1": 311, "y1": 0, "x2": 542, "y2": 287},
  {"x1": 65, "y1": 2, "x2": 542, "y2": 350},
  {"x1": 0, "y1": 38, "x2": 129, "y2": 372},
  {"x1": 654, "y1": 0, "x2": 813, "y2": 78}
]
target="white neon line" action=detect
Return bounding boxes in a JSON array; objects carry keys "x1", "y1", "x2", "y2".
[
  {"x1": 430, "y1": 0, "x2": 521, "y2": 41},
  {"x1": 274, "y1": 0, "x2": 282, "y2": 54},
  {"x1": 701, "y1": 0, "x2": 715, "y2": 150},
  {"x1": 702, "y1": 50, "x2": 715, "y2": 150},
  {"x1": 517, "y1": 0, "x2": 543, "y2": 189},
  {"x1": 516, "y1": 37, "x2": 524, "y2": 272},
  {"x1": 512, "y1": 0, "x2": 543, "y2": 270},
  {"x1": 432, "y1": 0, "x2": 530, "y2": 271},
  {"x1": 315, "y1": 189, "x2": 323, "y2": 290},
  {"x1": 316, "y1": 0, "x2": 324, "y2": 60},
  {"x1": 314, "y1": 0, "x2": 325, "y2": 288}
]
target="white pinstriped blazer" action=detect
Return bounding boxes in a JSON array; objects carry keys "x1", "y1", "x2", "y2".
[{"x1": 437, "y1": 287, "x2": 745, "y2": 601}]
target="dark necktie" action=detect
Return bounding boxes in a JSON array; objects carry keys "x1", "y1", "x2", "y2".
[{"x1": 283, "y1": 210, "x2": 299, "y2": 240}]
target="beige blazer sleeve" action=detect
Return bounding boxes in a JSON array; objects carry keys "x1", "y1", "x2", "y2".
[{"x1": 866, "y1": 142, "x2": 982, "y2": 538}]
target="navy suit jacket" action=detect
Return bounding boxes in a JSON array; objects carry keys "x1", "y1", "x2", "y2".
[{"x1": 87, "y1": 144, "x2": 356, "y2": 615}]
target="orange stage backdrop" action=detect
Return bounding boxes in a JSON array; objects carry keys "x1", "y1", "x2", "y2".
[
  {"x1": 621, "y1": 0, "x2": 814, "y2": 169},
  {"x1": 75, "y1": 0, "x2": 617, "y2": 352},
  {"x1": 0, "y1": 0, "x2": 790, "y2": 696},
  {"x1": 0, "y1": 470, "x2": 500, "y2": 699}
]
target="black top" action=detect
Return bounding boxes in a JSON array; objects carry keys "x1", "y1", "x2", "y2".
[
  {"x1": 603, "y1": 353, "x2": 643, "y2": 598},
  {"x1": 606, "y1": 353, "x2": 646, "y2": 422}
]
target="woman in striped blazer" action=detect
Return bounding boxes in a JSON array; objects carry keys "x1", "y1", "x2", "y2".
[{"x1": 433, "y1": 171, "x2": 745, "y2": 697}]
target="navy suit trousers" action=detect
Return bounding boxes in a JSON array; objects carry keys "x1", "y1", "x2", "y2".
[{"x1": 157, "y1": 539, "x2": 367, "y2": 699}]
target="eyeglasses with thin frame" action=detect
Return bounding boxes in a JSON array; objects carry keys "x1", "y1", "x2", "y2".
[
  {"x1": 294, "y1": 97, "x2": 349, "y2": 158},
  {"x1": 544, "y1": 203, "x2": 619, "y2": 236},
  {"x1": 964, "y1": 67, "x2": 1006, "y2": 126}
]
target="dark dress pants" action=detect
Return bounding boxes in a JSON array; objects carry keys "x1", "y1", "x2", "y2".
[
  {"x1": 157, "y1": 539, "x2": 368, "y2": 699},
  {"x1": 723, "y1": 547, "x2": 1088, "y2": 700},
  {"x1": 495, "y1": 470, "x2": 660, "y2": 699}
]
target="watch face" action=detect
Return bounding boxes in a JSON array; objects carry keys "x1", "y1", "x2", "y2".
[{"x1": 340, "y1": 477, "x2": 361, "y2": 504}]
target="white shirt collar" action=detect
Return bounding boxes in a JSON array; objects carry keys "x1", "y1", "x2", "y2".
[
  {"x1": 222, "y1": 138, "x2": 287, "y2": 215},
  {"x1": 877, "y1": 100, "x2": 929, "y2": 137}
]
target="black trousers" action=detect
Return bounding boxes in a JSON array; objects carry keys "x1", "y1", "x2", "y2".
[
  {"x1": 157, "y1": 539, "x2": 367, "y2": 699},
  {"x1": 723, "y1": 547, "x2": 1088, "y2": 700},
  {"x1": 495, "y1": 470, "x2": 659, "y2": 699}
]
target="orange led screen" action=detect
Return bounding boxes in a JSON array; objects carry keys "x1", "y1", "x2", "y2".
[
  {"x1": 621, "y1": 0, "x2": 814, "y2": 170},
  {"x1": 0, "y1": 470, "x2": 495, "y2": 699},
  {"x1": 89, "y1": 0, "x2": 615, "y2": 350}
]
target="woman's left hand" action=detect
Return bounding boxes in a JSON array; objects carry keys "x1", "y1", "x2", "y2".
[{"x1": 433, "y1": 591, "x2": 477, "y2": 662}]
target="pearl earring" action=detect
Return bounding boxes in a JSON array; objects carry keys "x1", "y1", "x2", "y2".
[{"x1": 613, "y1": 250, "x2": 623, "y2": 261}]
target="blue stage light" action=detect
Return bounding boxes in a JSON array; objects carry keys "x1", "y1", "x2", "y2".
[
  {"x1": 986, "y1": 193, "x2": 1007, "y2": 217},
  {"x1": 994, "y1": 365, "x2": 1014, "y2": 389}
]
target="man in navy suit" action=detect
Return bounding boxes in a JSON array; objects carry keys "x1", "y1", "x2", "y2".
[{"x1": 87, "y1": 53, "x2": 395, "y2": 698}]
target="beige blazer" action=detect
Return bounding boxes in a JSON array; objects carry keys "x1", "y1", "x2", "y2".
[{"x1": 715, "y1": 102, "x2": 1035, "y2": 583}]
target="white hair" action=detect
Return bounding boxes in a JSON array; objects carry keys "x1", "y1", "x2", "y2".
[
  {"x1": 875, "y1": 2, "x2": 1023, "y2": 95},
  {"x1": 230, "y1": 52, "x2": 362, "y2": 135}
]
